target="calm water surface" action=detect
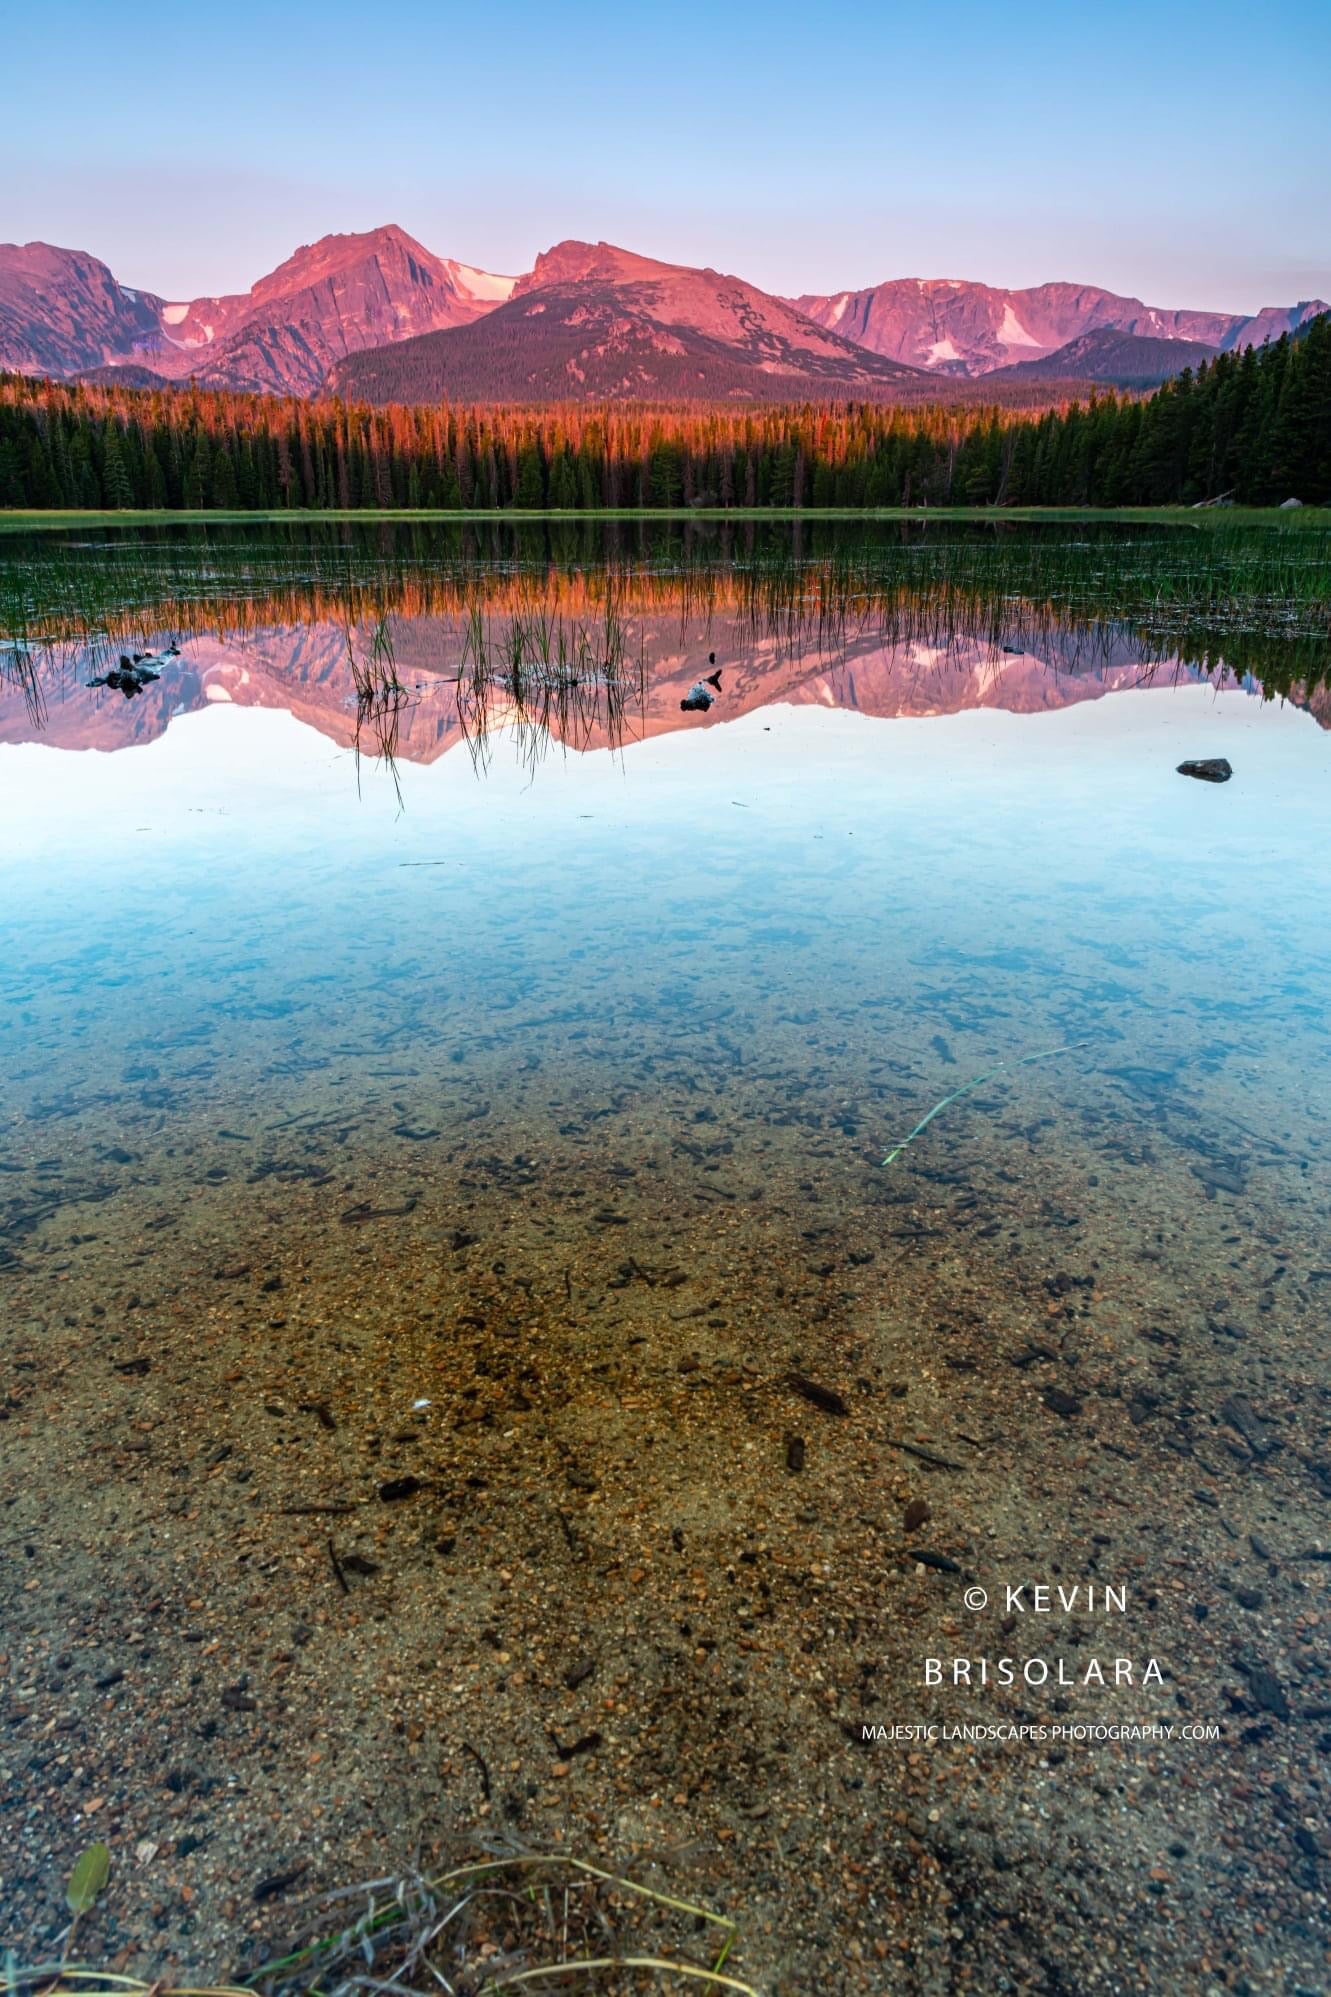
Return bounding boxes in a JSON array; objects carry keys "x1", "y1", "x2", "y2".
[{"x1": 1, "y1": 522, "x2": 1329, "y2": 1994}]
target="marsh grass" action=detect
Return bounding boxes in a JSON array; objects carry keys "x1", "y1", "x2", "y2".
[
  {"x1": 455, "y1": 590, "x2": 646, "y2": 778},
  {"x1": 0, "y1": 638, "x2": 45, "y2": 727},
  {"x1": 336, "y1": 585, "x2": 647, "y2": 798},
  {"x1": 5, "y1": 1847, "x2": 760, "y2": 1997},
  {"x1": 711, "y1": 527, "x2": 1331, "y2": 691},
  {"x1": 345, "y1": 614, "x2": 411, "y2": 808}
]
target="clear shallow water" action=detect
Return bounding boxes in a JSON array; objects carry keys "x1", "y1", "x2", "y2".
[{"x1": 2, "y1": 526, "x2": 1330, "y2": 1994}]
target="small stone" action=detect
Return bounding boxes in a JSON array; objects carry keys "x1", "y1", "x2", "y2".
[
  {"x1": 1176, "y1": 758, "x2": 1232, "y2": 784},
  {"x1": 1238, "y1": 1659, "x2": 1289, "y2": 1719}
]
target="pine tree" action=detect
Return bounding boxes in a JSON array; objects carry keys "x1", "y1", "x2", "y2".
[{"x1": 101, "y1": 422, "x2": 134, "y2": 508}]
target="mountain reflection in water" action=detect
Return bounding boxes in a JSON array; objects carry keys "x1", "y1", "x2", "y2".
[{"x1": 2, "y1": 518, "x2": 1329, "y2": 783}]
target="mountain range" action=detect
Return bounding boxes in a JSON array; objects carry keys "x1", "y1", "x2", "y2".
[
  {"x1": 789, "y1": 276, "x2": 1318, "y2": 378},
  {"x1": 329, "y1": 238, "x2": 928, "y2": 404},
  {"x1": 1, "y1": 225, "x2": 1324, "y2": 404},
  {"x1": 0, "y1": 229, "x2": 514, "y2": 395}
]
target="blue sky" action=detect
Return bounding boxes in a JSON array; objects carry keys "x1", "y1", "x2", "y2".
[{"x1": 5, "y1": 0, "x2": 1328, "y2": 310}]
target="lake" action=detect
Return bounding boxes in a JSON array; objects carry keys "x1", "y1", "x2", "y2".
[{"x1": 2, "y1": 518, "x2": 1329, "y2": 1995}]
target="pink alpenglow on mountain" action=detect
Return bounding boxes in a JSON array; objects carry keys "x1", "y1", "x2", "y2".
[
  {"x1": 790, "y1": 276, "x2": 1327, "y2": 377},
  {"x1": 330, "y1": 238, "x2": 934, "y2": 404},
  {"x1": 1, "y1": 227, "x2": 1323, "y2": 401},
  {"x1": 0, "y1": 242, "x2": 165, "y2": 378},
  {"x1": 0, "y1": 227, "x2": 515, "y2": 395}
]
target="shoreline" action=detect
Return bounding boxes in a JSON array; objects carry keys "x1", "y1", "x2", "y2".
[{"x1": 3, "y1": 504, "x2": 1330, "y2": 533}]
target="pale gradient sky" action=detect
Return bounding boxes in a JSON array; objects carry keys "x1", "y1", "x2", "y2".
[{"x1": 4, "y1": 0, "x2": 1328, "y2": 311}]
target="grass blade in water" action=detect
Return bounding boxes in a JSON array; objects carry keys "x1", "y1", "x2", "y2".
[{"x1": 881, "y1": 1040, "x2": 1096, "y2": 1166}]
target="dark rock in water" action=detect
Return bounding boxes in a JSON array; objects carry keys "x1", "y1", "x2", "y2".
[
  {"x1": 1236, "y1": 1657, "x2": 1290, "y2": 1720},
  {"x1": 904, "y1": 1497, "x2": 931, "y2": 1532},
  {"x1": 87, "y1": 648, "x2": 179, "y2": 700},
  {"x1": 1177, "y1": 758, "x2": 1232, "y2": 783},
  {"x1": 1191, "y1": 1158, "x2": 1246, "y2": 1197},
  {"x1": 339, "y1": 1552, "x2": 380, "y2": 1576},
  {"x1": 377, "y1": 1475, "x2": 421, "y2": 1501},
  {"x1": 87, "y1": 662, "x2": 160, "y2": 699},
  {"x1": 1009, "y1": 1342, "x2": 1058, "y2": 1369},
  {"x1": 253, "y1": 1863, "x2": 306, "y2": 1903},
  {"x1": 681, "y1": 654, "x2": 722, "y2": 711},
  {"x1": 788, "y1": 1373, "x2": 849, "y2": 1416},
  {"x1": 1042, "y1": 1387, "x2": 1083, "y2": 1417},
  {"x1": 1220, "y1": 1393, "x2": 1275, "y2": 1459}
]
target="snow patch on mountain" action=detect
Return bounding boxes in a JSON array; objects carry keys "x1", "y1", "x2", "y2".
[
  {"x1": 997, "y1": 305, "x2": 1041, "y2": 349},
  {"x1": 455, "y1": 264, "x2": 516, "y2": 301}
]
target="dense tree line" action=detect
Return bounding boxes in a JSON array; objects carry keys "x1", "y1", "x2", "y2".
[{"x1": 0, "y1": 316, "x2": 1326, "y2": 512}]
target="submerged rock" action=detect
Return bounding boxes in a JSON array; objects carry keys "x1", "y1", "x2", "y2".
[{"x1": 1177, "y1": 758, "x2": 1233, "y2": 783}]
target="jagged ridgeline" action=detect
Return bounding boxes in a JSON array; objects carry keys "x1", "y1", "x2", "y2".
[
  {"x1": 0, "y1": 312, "x2": 1328, "y2": 510},
  {"x1": 2, "y1": 518, "x2": 1329, "y2": 708}
]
